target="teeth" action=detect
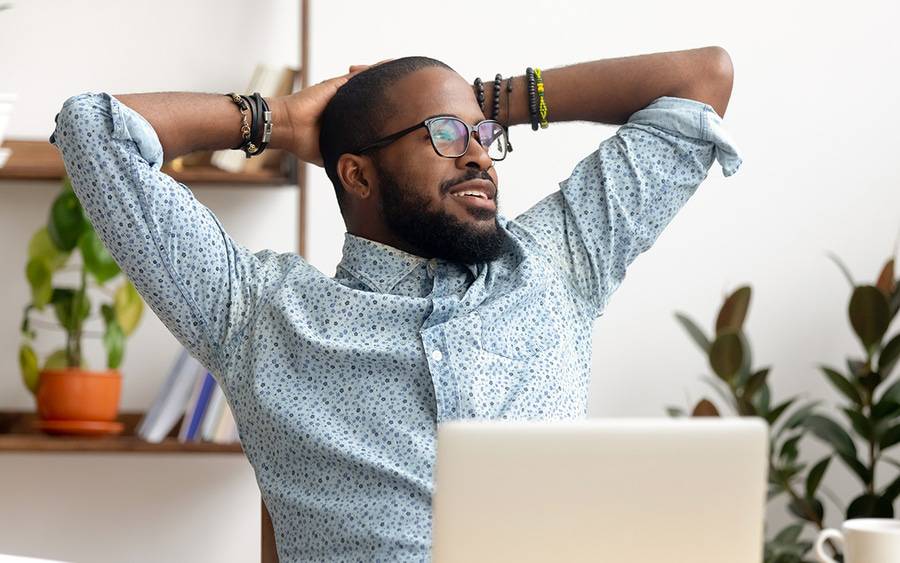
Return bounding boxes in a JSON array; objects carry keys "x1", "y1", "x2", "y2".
[{"x1": 453, "y1": 191, "x2": 486, "y2": 199}]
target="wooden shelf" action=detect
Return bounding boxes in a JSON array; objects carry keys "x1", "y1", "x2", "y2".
[
  {"x1": 0, "y1": 410, "x2": 244, "y2": 454},
  {"x1": 0, "y1": 139, "x2": 296, "y2": 185}
]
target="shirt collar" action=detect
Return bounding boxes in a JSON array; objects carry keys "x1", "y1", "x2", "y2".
[{"x1": 336, "y1": 232, "x2": 480, "y2": 294}]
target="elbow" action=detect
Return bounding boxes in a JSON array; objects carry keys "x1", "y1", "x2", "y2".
[
  {"x1": 706, "y1": 47, "x2": 734, "y2": 118},
  {"x1": 675, "y1": 46, "x2": 734, "y2": 118}
]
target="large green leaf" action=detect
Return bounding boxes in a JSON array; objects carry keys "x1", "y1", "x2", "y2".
[
  {"x1": 849, "y1": 286, "x2": 891, "y2": 352},
  {"x1": 767, "y1": 399, "x2": 796, "y2": 425},
  {"x1": 51, "y1": 288, "x2": 90, "y2": 332},
  {"x1": 805, "y1": 457, "x2": 831, "y2": 499},
  {"x1": 820, "y1": 365, "x2": 862, "y2": 405},
  {"x1": 27, "y1": 227, "x2": 69, "y2": 270},
  {"x1": 78, "y1": 227, "x2": 120, "y2": 284},
  {"x1": 846, "y1": 493, "x2": 893, "y2": 519},
  {"x1": 838, "y1": 451, "x2": 870, "y2": 485},
  {"x1": 18, "y1": 344, "x2": 40, "y2": 394},
  {"x1": 743, "y1": 367, "x2": 769, "y2": 398},
  {"x1": 709, "y1": 331, "x2": 744, "y2": 383},
  {"x1": 103, "y1": 319, "x2": 125, "y2": 369},
  {"x1": 47, "y1": 188, "x2": 87, "y2": 251},
  {"x1": 25, "y1": 258, "x2": 52, "y2": 309},
  {"x1": 715, "y1": 286, "x2": 752, "y2": 335},
  {"x1": 674, "y1": 312, "x2": 710, "y2": 353},
  {"x1": 788, "y1": 496, "x2": 824, "y2": 523},
  {"x1": 805, "y1": 414, "x2": 857, "y2": 459},
  {"x1": 879, "y1": 422, "x2": 900, "y2": 450},
  {"x1": 879, "y1": 333, "x2": 900, "y2": 378},
  {"x1": 114, "y1": 280, "x2": 143, "y2": 335}
]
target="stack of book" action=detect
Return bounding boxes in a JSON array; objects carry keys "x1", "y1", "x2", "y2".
[{"x1": 136, "y1": 348, "x2": 239, "y2": 444}]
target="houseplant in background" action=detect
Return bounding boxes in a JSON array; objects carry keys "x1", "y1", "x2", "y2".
[
  {"x1": 0, "y1": 3, "x2": 15, "y2": 169},
  {"x1": 670, "y1": 247, "x2": 900, "y2": 563},
  {"x1": 18, "y1": 176, "x2": 144, "y2": 435}
]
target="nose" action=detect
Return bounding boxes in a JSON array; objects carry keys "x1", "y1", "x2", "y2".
[{"x1": 456, "y1": 130, "x2": 493, "y2": 172}]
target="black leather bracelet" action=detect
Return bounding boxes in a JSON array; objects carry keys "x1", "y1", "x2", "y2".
[{"x1": 253, "y1": 93, "x2": 272, "y2": 156}]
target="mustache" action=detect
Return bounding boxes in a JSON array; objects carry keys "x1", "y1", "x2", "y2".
[{"x1": 443, "y1": 169, "x2": 496, "y2": 193}]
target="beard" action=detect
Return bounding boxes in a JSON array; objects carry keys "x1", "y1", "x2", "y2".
[{"x1": 374, "y1": 162, "x2": 511, "y2": 264}]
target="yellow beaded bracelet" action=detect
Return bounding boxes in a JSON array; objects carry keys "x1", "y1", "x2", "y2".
[{"x1": 534, "y1": 68, "x2": 549, "y2": 129}]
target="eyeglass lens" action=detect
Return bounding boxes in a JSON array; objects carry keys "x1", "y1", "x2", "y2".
[{"x1": 429, "y1": 118, "x2": 507, "y2": 160}]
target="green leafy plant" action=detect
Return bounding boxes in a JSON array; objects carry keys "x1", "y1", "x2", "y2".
[
  {"x1": 669, "y1": 286, "x2": 828, "y2": 563},
  {"x1": 670, "y1": 246, "x2": 900, "y2": 563},
  {"x1": 805, "y1": 254, "x2": 900, "y2": 519},
  {"x1": 18, "y1": 177, "x2": 144, "y2": 394}
]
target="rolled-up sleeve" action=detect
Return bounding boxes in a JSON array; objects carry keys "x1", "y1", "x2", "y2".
[
  {"x1": 512, "y1": 95, "x2": 743, "y2": 317},
  {"x1": 49, "y1": 92, "x2": 301, "y2": 382}
]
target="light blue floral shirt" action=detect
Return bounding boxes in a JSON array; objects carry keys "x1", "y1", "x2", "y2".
[{"x1": 49, "y1": 91, "x2": 742, "y2": 562}]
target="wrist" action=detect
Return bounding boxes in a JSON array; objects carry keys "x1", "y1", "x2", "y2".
[{"x1": 266, "y1": 95, "x2": 296, "y2": 153}]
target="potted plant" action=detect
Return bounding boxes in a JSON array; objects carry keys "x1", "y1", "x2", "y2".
[
  {"x1": 18, "y1": 176, "x2": 144, "y2": 434},
  {"x1": 0, "y1": 3, "x2": 15, "y2": 168},
  {"x1": 669, "y1": 247, "x2": 900, "y2": 563}
]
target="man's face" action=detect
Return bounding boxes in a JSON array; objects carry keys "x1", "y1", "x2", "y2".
[{"x1": 365, "y1": 67, "x2": 510, "y2": 264}]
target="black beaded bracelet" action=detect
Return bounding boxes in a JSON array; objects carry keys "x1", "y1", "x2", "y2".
[
  {"x1": 474, "y1": 77, "x2": 485, "y2": 113},
  {"x1": 525, "y1": 67, "x2": 539, "y2": 131},
  {"x1": 491, "y1": 74, "x2": 502, "y2": 121}
]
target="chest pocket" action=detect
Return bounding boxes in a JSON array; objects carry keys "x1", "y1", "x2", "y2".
[{"x1": 475, "y1": 290, "x2": 559, "y2": 360}]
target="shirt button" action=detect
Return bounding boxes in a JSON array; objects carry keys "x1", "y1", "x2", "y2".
[{"x1": 431, "y1": 349, "x2": 443, "y2": 361}]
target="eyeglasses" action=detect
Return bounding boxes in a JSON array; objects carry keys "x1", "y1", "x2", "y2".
[{"x1": 353, "y1": 115, "x2": 509, "y2": 161}]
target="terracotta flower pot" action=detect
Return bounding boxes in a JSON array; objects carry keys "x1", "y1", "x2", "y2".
[{"x1": 36, "y1": 368, "x2": 122, "y2": 422}]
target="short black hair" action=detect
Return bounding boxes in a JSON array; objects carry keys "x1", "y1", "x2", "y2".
[{"x1": 319, "y1": 56, "x2": 455, "y2": 212}]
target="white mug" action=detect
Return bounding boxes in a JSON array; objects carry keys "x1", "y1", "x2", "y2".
[{"x1": 815, "y1": 518, "x2": 900, "y2": 562}]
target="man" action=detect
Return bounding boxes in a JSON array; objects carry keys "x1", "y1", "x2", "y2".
[{"x1": 49, "y1": 47, "x2": 742, "y2": 562}]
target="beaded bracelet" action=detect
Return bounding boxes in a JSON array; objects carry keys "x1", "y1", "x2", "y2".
[
  {"x1": 491, "y1": 74, "x2": 502, "y2": 121},
  {"x1": 534, "y1": 68, "x2": 549, "y2": 129},
  {"x1": 504, "y1": 77, "x2": 514, "y2": 152},
  {"x1": 525, "y1": 68, "x2": 539, "y2": 131},
  {"x1": 474, "y1": 77, "x2": 485, "y2": 114}
]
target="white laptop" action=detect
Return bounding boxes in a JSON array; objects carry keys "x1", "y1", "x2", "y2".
[{"x1": 431, "y1": 418, "x2": 768, "y2": 563}]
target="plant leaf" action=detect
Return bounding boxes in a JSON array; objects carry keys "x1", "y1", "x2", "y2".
[
  {"x1": 78, "y1": 226, "x2": 120, "y2": 284},
  {"x1": 43, "y1": 348, "x2": 69, "y2": 370},
  {"x1": 879, "y1": 333, "x2": 900, "y2": 378},
  {"x1": 25, "y1": 258, "x2": 52, "y2": 309},
  {"x1": 837, "y1": 451, "x2": 870, "y2": 485},
  {"x1": 665, "y1": 406, "x2": 685, "y2": 417},
  {"x1": 691, "y1": 398, "x2": 720, "y2": 417},
  {"x1": 709, "y1": 331, "x2": 744, "y2": 383},
  {"x1": 806, "y1": 457, "x2": 831, "y2": 499},
  {"x1": 847, "y1": 493, "x2": 893, "y2": 519},
  {"x1": 27, "y1": 227, "x2": 69, "y2": 270},
  {"x1": 767, "y1": 399, "x2": 796, "y2": 425},
  {"x1": 849, "y1": 286, "x2": 891, "y2": 352},
  {"x1": 881, "y1": 472, "x2": 900, "y2": 504},
  {"x1": 841, "y1": 407, "x2": 872, "y2": 441},
  {"x1": 47, "y1": 187, "x2": 87, "y2": 251},
  {"x1": 827, "y1": 251, "x2": 855, "y2": 287},
  {"x1": 879, "y1": 422, "x2": 900, "y2": 450},
  {"x1": 805, "y1": 414, "x2": 857, "y2": 459},
  {"x1": 113, "y1": 280, "x2": 143, "y2": 335},
  {"x1": 18, "y1": 344, "x2": 40, "y2": 395},
  {"x1": 788, "y1": 496, "x2": 824, "y2": 523},
  {"x1": 674, "y1": 312, "x2": 711, "y2": 353},
  {"x1": 744, "y1": 368, "x2": 770, "y2": 402},
  {"x1": 820, "y1": 365, "x2": 863, "y2": 405},
  {"x1": 50, "y1": 288, "x2": 90, "y2": 332},
  {"x1": 715, "y1": 286, "x2": 752, "y2": 335},
  {"x1": 103, "y1": 317, "x2": 125, "y2": 370},
  {"x1": 876, "y1": 258, "x2": 896, "y2": 297}
]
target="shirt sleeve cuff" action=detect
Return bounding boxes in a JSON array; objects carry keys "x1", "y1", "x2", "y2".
[{"x1": 625, "y1": 95, "x2": 743, "y2": 177}]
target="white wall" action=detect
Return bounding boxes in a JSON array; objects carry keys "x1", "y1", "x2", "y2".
[
  {"x1": 1, "y1": 0, "x2": 899, "y2": 560},
  {"x1": 0, "y1": 1, "x2": 300, "y2": 561}
]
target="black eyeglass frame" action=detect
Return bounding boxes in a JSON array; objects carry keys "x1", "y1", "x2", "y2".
[{"x1": 352, "y1": 115, "x2": 509, "y2": 161}]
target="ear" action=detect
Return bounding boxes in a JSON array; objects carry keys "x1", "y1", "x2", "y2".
[{"x1": 337, "y1": 153, "x2": 376, "y2": 201}]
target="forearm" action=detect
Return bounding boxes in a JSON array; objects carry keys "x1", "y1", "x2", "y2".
[
  {"x1": 482, "y1": 46, "x2": 733, "y2": 126},
  {"x1": 111, "y1": 92, "x2": 294, "y2": 161}
]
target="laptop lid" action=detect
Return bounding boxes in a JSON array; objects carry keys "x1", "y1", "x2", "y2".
[{"x1": 431, "y1": 418, "x2": 768, "y2": 563}]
